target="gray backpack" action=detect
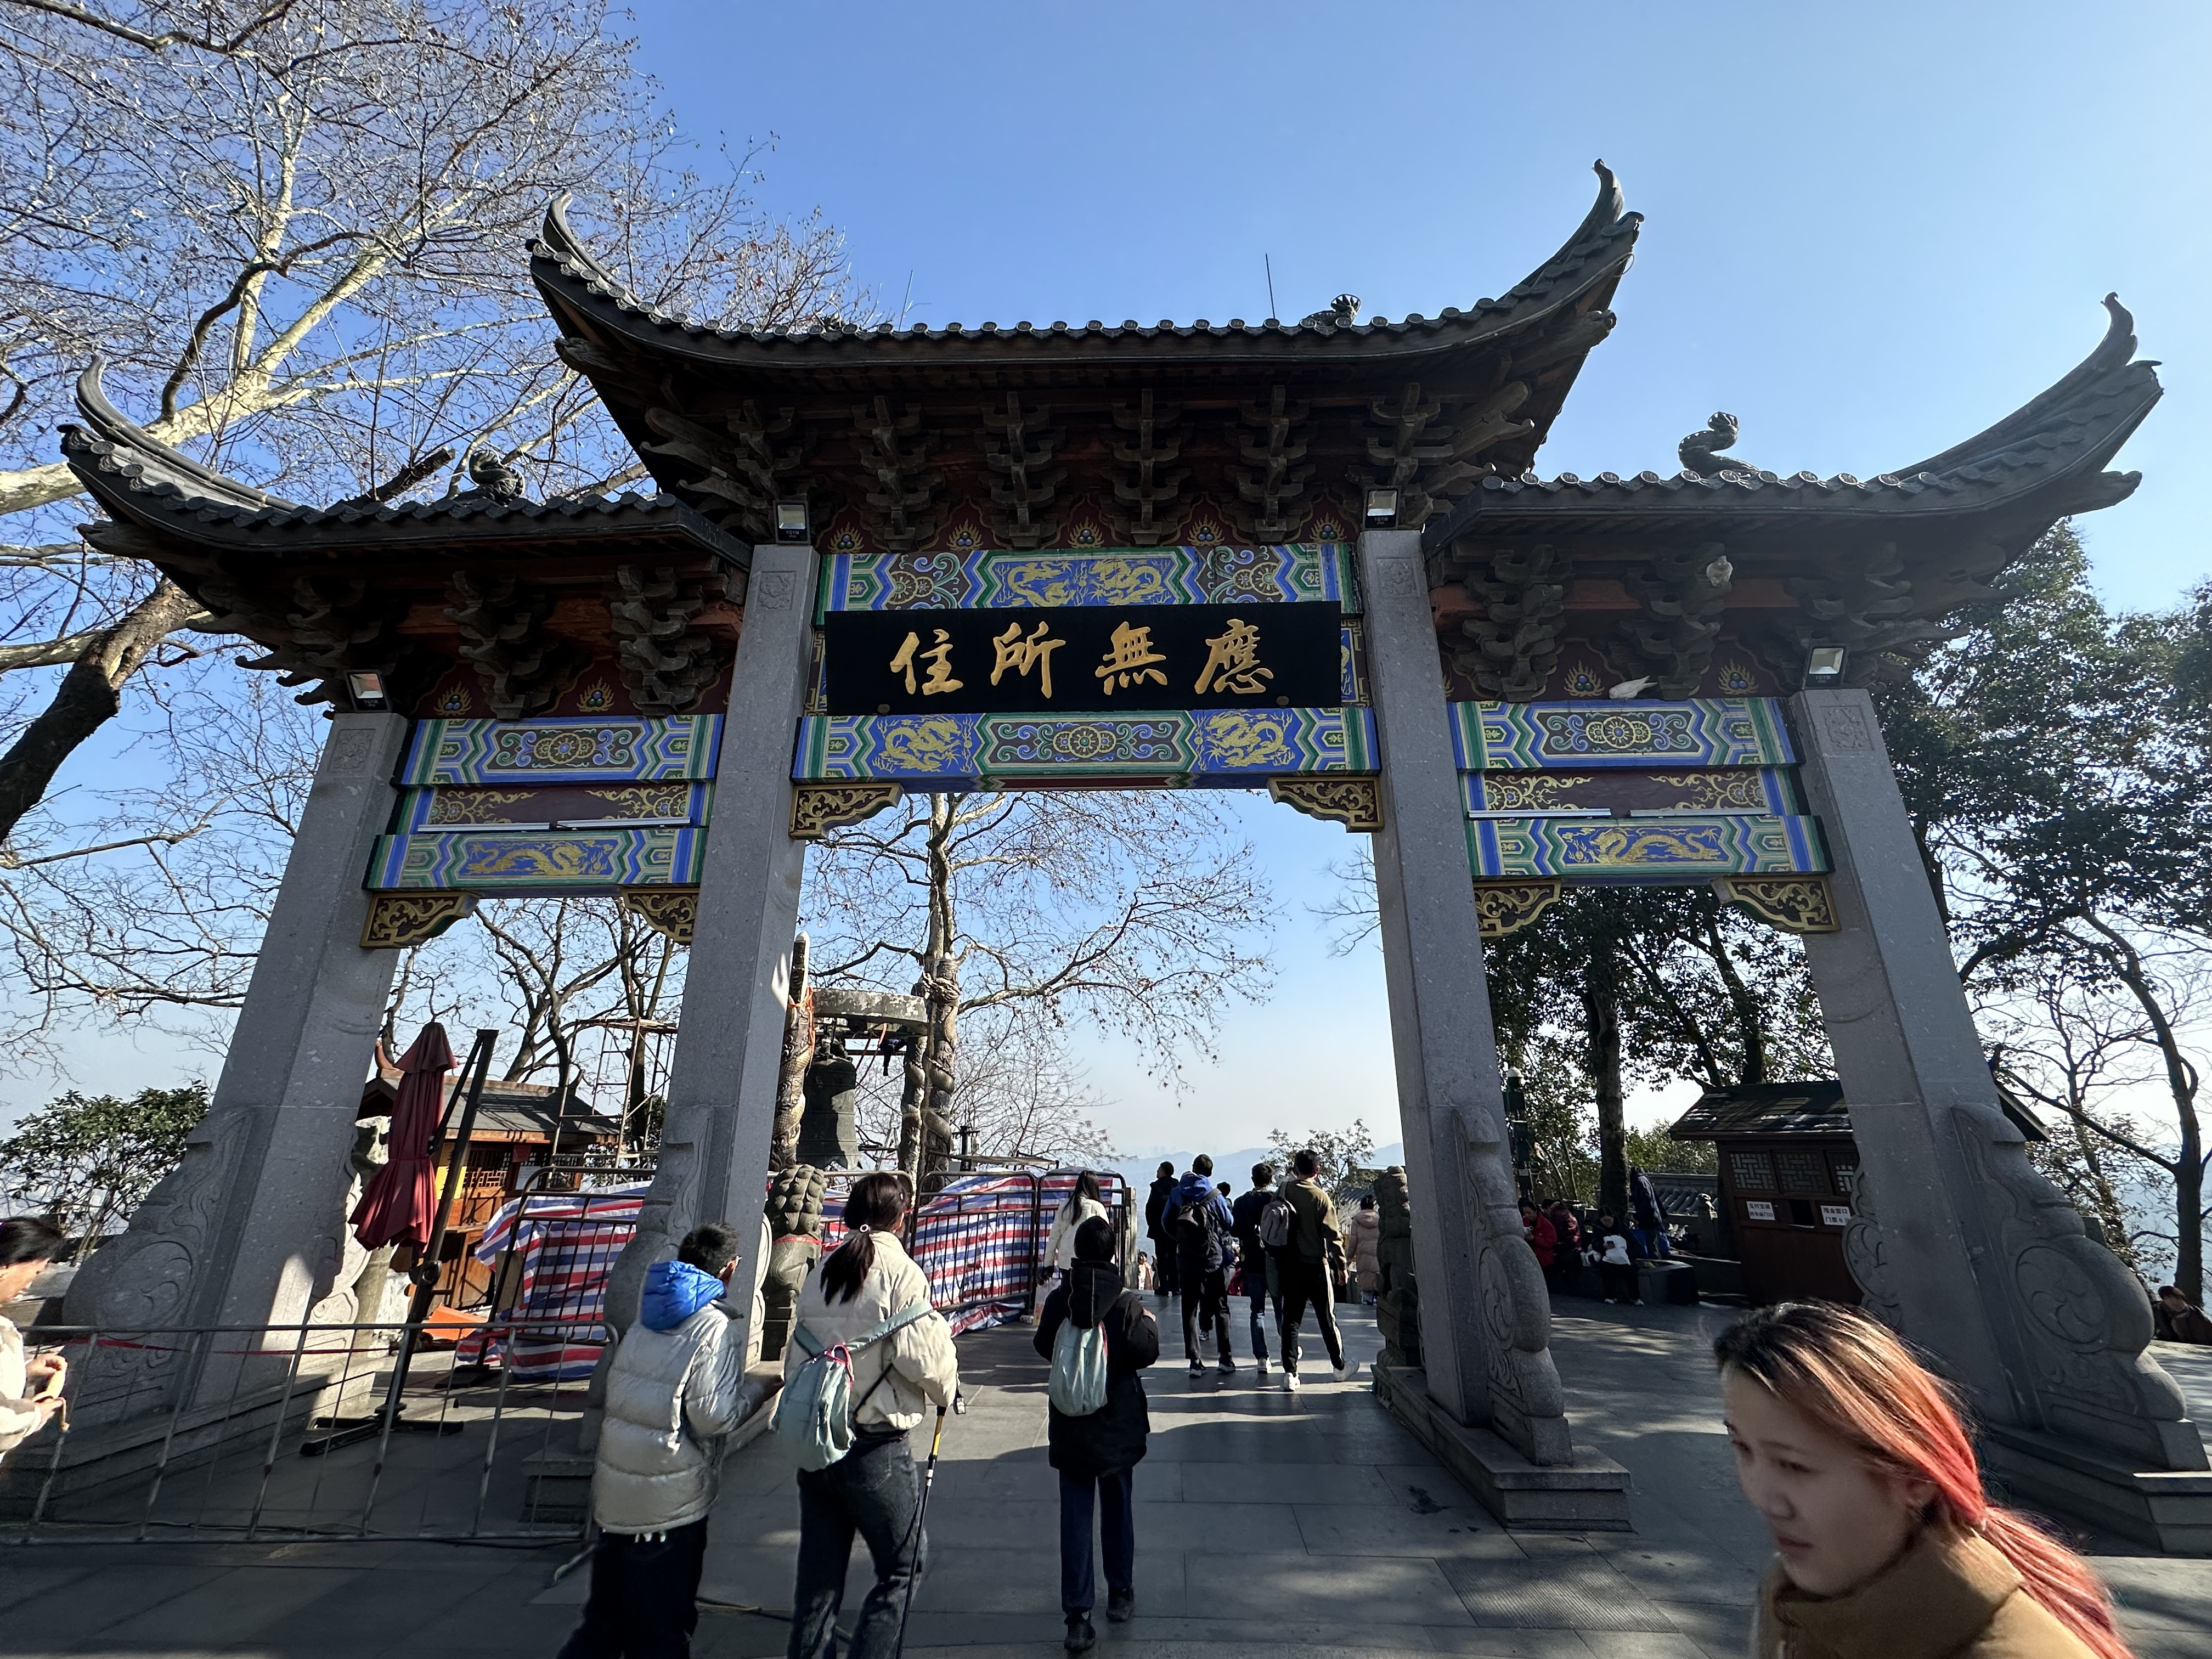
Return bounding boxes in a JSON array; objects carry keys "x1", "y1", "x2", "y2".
[
  {"x1": 1257, "y1": 1189, "x2": 1295, "y2": 1251},
  {"x1": 1048, "y1": 1317, "x2": 1109, "y2": 1417},
  {"x1": 771, "y1": 1302, "x2": 932, "y2": 1471}
]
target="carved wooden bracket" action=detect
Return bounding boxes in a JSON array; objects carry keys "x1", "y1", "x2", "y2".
[
  {"x1": 1107, "y1": 390, "x2": 1187, "y2": 545},
  {"x1": 1229, "y1": 385, "x2": 1314, "y2": 541},
  {"x1": 1268, "y1": 775, "x2": 1383, "y2": 833},
  {"x1": 852, "y1": 397, "x2": 943, "y2": 550},
  {"x1": 1619, "y1": 540, "x2": 1733, "y2": 697},
  {"x1": 1474, "y1": 879, "x2": 1564, "y2": 940},
  {"x1": 981, "y1": 393, "x2": 1066, "y2": 549},
  {"x1": 790, "y1": 781, "x2": 905, "y2": 840},
  {"x1": 1714, "y1": 875, "x2": 1839, "y2": 934},
  {"x1": 361, "y1": 890, "x2": 477, "y2": 950},
  {"x1": 1453, "y1": 543, "x2": 1569, "y2": 701},
  {"x1": 607, "y1": 564, "x2": 732, "y2": 714},
  {"x1": 620, "y1": 886, "x2": 698, "y2": 945},
  {"x1": 445, "y1": 569, "x2": 587, "y2": 719}
]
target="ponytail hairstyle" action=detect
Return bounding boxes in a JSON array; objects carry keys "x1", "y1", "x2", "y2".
[
  {"x1": 1715, "y1": 1302, "x2": 2130, "y2": 1659},
  {"x1": 821, "y1": 1171, "x2": 911, "y2": 1305}
]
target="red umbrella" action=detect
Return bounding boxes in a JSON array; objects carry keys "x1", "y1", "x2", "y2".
[{"x1": 352, "y1": 1022, "x2": 455, "y2": 1251}]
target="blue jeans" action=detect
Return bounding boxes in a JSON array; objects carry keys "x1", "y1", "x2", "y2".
[
  {"x1": 1245, "y1": 1276, "x2": 1280, "y2": 1359},
  {"x1": 789, "y1": 1431, "x2": 923, "y2": 1659},
  {"x1": 1058, "y1": 1467, "x2": 1134, "y2": 1614}
]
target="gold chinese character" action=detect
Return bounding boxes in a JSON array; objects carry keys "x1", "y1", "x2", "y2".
[
  {"x1": 990, "y1": 619, "x2": 1066, "y2": 698},
  {"x1": 1194, "y1": 616, "x2": 1274, "y2": 697},
  {"x1": 889, "y1": 628, "x2": 962, "y2": 696},
  {"x1": 1093, "y1": 620, "x2": 1169, "y2": 694}
]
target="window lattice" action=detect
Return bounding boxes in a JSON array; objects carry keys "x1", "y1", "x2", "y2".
[
  {"x1": 1730, "y1": 1151, "x2": 1774, "y2": 1192},
  {"x1": 1776, "y1": 1152, "x2": 1825, "y2": 1194}
]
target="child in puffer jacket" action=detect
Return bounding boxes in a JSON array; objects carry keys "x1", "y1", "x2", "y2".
[{"x1": 560, "y1": 1221, "x2": 758, "y2": 1659}]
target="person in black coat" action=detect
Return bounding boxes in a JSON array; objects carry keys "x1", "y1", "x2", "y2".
[
  {"x1": 1033, "y1": 1217, "x2": 1158, "y2": 1651},
  {"x1": 1142, "y1": 1163, "x2": 1178, "y2": 1299}
]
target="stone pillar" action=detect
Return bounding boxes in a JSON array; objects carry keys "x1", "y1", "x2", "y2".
[
  {"x1": 65, "y1": 713, "x2": 409, "y2": 1369},
  {"x1": 1792, "y1": 688, "x2": 2209, "y2": 1543},
  {"x1": 605, "y1": 545, "x2": 815, "y2": 1361},
  {"x1": 1357, "y1": 529, "x2": 1571, "y2": 1462}
]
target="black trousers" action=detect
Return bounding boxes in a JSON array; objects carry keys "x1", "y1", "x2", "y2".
[
  {"x1": 1180, "y1": 1266, "x2": 1231, "y2": 1361},
  {"x1": 1277, "y1": 1256, "x2": 1344, "y2": 1374},
  {"x1": 558, "y1": 1519, "x2": 709, "y2": 1659},
  {"x1": 1150, "y1": 1239, "x2": 1178, "y2": 1295},
  {"x1": 789, "y1": 1430, "x2": 923, "y2": 1659}
]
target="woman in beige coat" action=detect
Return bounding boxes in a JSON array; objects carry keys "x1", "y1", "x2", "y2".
[
  {"x1": 1341, "y1": 1195, "x2": 1381, "y2": 1304},
  {"x1": 1718, "y1": 1302, "x2": 2131, "y2": 1659},
  {"x1": 785, "y1": 1173, "x2": 959, "y2": 1659}
]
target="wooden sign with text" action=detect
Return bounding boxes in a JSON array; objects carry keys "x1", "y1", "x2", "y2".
[{"x1": 821, "y1": 602, "x2": 1344, "y2": 716}]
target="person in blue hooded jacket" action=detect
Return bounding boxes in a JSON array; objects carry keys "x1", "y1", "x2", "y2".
[
  {"x1": 1164, "y1": 1156, "x2": 1238, "y2": 1376},
  {"x1": 561, "y1": 1220, "x2": 758, "y2": 1659}
]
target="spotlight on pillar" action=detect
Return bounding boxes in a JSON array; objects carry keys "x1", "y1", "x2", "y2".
[
  {"x1": 773, "y1": 499, "x2": 811, "y2": 543},
  {"x1": 1363, "y1": 487, "x2": 1400, "y2": 530},
  {"x1": 1803, "y1": 645, "x2": 1848, "y2": 685},
  {"x1": 346, "y1": 670, "x2": 390, "y2": 710}
]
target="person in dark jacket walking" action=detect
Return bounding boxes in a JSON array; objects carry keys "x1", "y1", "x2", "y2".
[
  {"x1": 1034, "y1": 1217, "x2": 1159, "y2": 1651},
  {"x1": 1142, "y1": 1162, "x2": 1178, "y2": 1300},
  {"x1": 1629, "y1": 1166, "x2": 1671, "y2": 1259},
  {"x1": 1228, "y1": 1164, "x2": 1282, "y2": 1371},
  {"x1": 1277, "y1": 1149, "x2": 1356, "y2": 1390},
  {"x1": 1164, "y1": 1156, "x2": 1237, "y2": 1376}
]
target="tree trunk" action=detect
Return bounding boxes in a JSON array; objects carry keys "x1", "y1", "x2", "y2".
[
  {"x1": 0, "y1": 580, "x2": 200, "y2": 842},
  {"x1": 2084, "y1": 914, "x2": 2205, "y2": 1302},
  {"x1": 1585, "y1": 935, "x2": 1628, "y2": 1223},
  {"x1": 769, "y1": 935, "x2": 812, "y2": 1171},
  {"x1": 1703, "y1": 916, "x2": 1769, "y2": 1084}
]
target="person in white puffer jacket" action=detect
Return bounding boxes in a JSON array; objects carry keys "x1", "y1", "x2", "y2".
[{"x1": 561, "y1": 1220, "x2": 759, "y2": 1659}]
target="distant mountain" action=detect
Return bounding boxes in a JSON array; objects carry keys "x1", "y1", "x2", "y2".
[{"x1": 1099, "y1": 1141, "x2": 1407, "y2": 1204}]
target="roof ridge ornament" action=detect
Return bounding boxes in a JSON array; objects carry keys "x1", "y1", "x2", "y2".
[{"x1": 1678, "y1": 412, "x2": 1764, "y2": 479}]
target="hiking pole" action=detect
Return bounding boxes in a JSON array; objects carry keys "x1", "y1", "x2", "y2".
[{"x1": 894, "y1": 1404, "x2": 949, "y2": 1655}]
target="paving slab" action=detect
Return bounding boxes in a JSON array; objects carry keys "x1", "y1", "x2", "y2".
[{"x1": 8, "y1": 1300, "x2": 2209, "y2": 1659}]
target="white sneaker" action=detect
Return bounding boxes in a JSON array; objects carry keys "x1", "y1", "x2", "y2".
[
  {"x1": 1333, "y1": 1359, "x2": 1361, "y2": 1383},
  {"x1": 1282, "y1": 1370, "x2": 1301, "y2": 1391}
]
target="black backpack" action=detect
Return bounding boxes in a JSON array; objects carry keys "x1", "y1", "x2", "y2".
[{"x1": 1168, "y1": 1193, "x2": 1214, "y2": 1253}]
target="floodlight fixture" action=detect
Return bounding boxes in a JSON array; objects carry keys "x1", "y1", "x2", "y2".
[
  {"x1": 1803, "y1": 645, "x2": 1848, "y2": 684},
  {"x1": 774, "y1": 499, "x2": 811, "y2": 543},
  {"x1": 346, "y1": 670, "x2": 389, "y2": 709},
  {"x1": 1363, "y1": 487, "x2": 1400, "y2": 529}
]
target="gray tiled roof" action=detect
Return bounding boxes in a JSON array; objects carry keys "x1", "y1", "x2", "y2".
[
  {"x1": 1426, "y1": 296, "x2": 2159, "y2": 545},
  {"x1": 532, "y1": 163, "x2": 1641, "y2": 366},
  {"x1": 59, "y1": 362, "x2": 748, "y2": 558}
]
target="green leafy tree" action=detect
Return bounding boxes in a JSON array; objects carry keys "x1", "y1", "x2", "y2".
[
  {"x1": 1881, "y1": 524, "x2": 2212, "y2": 1293},
  {"x1": 0, "y1": 1082, "x2": 207, "y2": 1254},
  {"x1": 1625, "y1": 1121, "x2": 1716, "y2": 1177},
  {"x1": 1267, "y1": 1118, "x2": 1377, "y2": 1202}
]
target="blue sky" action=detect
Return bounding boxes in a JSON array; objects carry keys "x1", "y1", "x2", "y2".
[
  {"x1": 610, "y1": 0, "x2": 2212, "y2": 1154},
  {"x1": 12, "y1": 3, "x2": 2208, "y2": 1157}
]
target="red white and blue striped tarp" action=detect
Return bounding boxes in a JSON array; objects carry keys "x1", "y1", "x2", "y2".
[
  {"x1": 457, "y1": 1185, "x2": 645, "y2": 1381},
  {"x1": 454, "y1": 1169, "x2": 1126, "y2": 1375}
]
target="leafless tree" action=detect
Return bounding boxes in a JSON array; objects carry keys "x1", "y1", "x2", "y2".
[
  {"x1": 0, "y1": 0, "x2": 864, "y2": 1060},
  {"x1": 802, "y1": 789, "x2": 1275, "y2": 1179}
]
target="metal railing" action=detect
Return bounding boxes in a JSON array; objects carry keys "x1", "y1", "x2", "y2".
[{"x1": 3, "y1": 1313, "x2": 606, "y2": 1545}]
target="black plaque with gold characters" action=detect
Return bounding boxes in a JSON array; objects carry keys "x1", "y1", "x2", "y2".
[{"x1": 822, "y1": 602, "x2": 1343, "y2": 716}]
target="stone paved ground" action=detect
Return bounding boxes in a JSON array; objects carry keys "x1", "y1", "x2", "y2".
[{"x1": 3, "y1": 1303, "x2": 2209, "y2": 1658}]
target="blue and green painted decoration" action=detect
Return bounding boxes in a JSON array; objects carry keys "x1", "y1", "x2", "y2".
[
  {"x1": 1451, "y1": 699, "x2": 1793, "y2": 772},
  {"x1": 400, "y1": 715, "x2": 722, "y2": 787},
  {"x1": 367, "y1": 826, "x2": 706, "y2": 891},
  {"x1": 794, "y1": 706, "x2": 1375, "y2": 785},
  {"x1": 1468, "y1": 814, "x2": 1827, "y2": 882},
  {"x1": 819, "y1": 543, "x2": 1358, "y2": 619}
]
